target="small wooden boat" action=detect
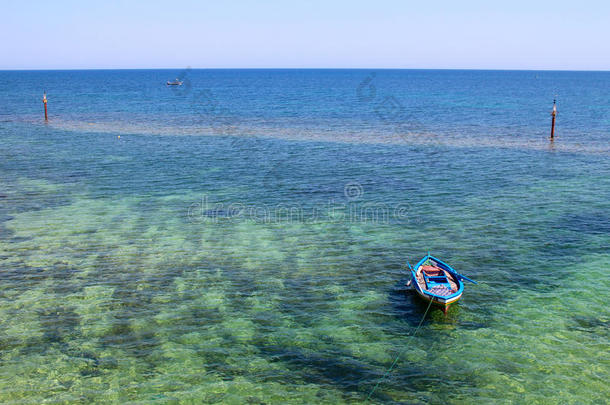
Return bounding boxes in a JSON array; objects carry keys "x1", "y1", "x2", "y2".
[
  {"x1": 166, "y1": 79, "x2": 183, "y2": 86},
  {"x1": 407, "y1": 254, "x2": 477, "y2": 314}
]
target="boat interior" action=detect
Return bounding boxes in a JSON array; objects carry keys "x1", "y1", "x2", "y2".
[{"x1": 416, "y1": 264, "x2": 459, "y2": 294}]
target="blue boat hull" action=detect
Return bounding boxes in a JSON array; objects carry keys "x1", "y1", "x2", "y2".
[{"x1": 409, "y1": 254, "x2": 465, "y2": 313}]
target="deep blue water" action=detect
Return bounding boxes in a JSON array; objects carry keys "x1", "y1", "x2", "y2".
[
  {"x1": 2, "y1": 69, "x2": 609, "y2": 142},
  {"x1": 0, "y1": 69, "x2": 608, "y2": 403}
]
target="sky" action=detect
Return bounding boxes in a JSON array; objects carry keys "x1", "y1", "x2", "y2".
[{"x1": 2, "y1": 0, "x2": 609, "y2": 70}]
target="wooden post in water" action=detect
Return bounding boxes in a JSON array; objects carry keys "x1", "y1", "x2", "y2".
[
  {"x1": 550, "y1": 99, "x2": 557, "y2": 140},
  {"x1": 43, "y1": 92, "x2": 48, "y2": 121}
]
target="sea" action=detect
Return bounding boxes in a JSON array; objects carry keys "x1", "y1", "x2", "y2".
[{"x1": 0, "y1": 69, "x2": 608, "y2": 403}]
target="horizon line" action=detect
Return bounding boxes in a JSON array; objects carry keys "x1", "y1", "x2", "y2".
[{"x1": 1, "y1": 67, "x2": 609, "y2": 72}]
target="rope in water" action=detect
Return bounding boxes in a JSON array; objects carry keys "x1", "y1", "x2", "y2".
[{"x1": 366, "y1": 298, "x2": 434, "y2": 401}]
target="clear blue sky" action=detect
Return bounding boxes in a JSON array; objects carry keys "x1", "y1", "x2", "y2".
[{"x1": 2, "y1": 0, "x2": 609, "y2": 70}]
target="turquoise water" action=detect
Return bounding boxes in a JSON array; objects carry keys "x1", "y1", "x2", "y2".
[{"x1": 0, "y1": 69, "x2": 609, "y2": 403}]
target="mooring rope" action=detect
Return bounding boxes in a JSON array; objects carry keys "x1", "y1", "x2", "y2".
[{"x1": 366, "y1": 298, "x2": 434, "y2": 401}]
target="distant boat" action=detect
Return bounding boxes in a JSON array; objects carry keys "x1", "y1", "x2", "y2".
[
  {"x1": 406, "y1": 254, "x2": 477, "y2": 314},
  {"x1": 166, "y1": 78, "x2": 183, "y2": 86}
]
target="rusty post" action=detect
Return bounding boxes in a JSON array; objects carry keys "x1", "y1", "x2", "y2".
[
  {"x1": 550, "y1": 99, "x2": 556, "y2": 140},
  {"x1": 43, "y1": 92, "x2": 48, "y2": 121}
]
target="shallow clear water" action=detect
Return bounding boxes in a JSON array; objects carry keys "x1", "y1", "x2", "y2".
[{"x1": 0, "y1": 69, "x2": 609, "y2": 403}]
